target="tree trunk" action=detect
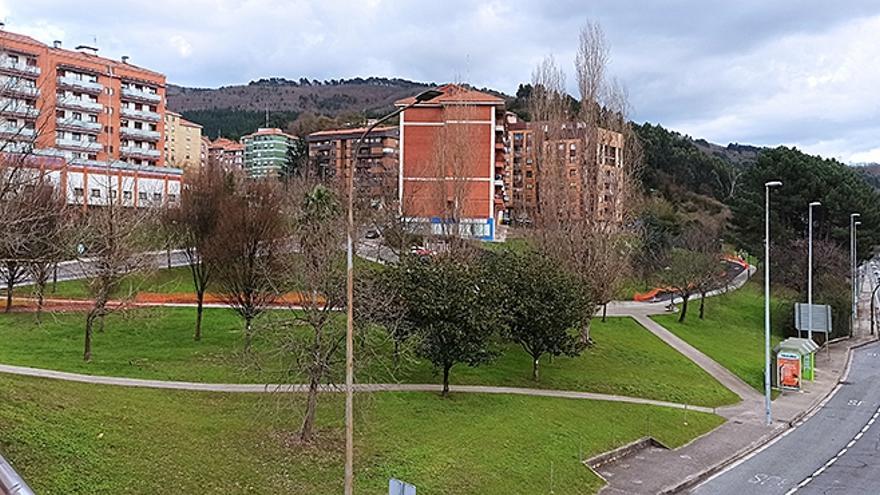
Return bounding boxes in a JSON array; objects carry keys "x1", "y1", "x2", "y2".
[
  {"x1": 244, "y1": 316, "x2": 253, "y2": 350},
  {"x1": 392, "y1": 339, "x2": 401, "y2": 368},
  {"x1": 602, "y1": 303, "x2": 608, "y2": 323},
  {"x1": 35, "y1": 281, "x2": 45, "y2": 324},
  {"x1": 441, "y1": 364, "x2": 451, "y2": 397},
  {"x1": 84, "y1": 312, "x2": 96, "y2": 361},
  {"x1": 4, "y1": 277, "x2": 12, "y2": 313},
  {"x1": 579, "y1": 317, "x2": 594, "y2": 346},
  {"x1": 166, "y1": 247, "x2": 172, "y2": 269},
  {"x1": 532, "y1": 356, "x2": 540, "y2": 381},
  {"x1": 299, "y1": 371, "x2": 321, "y2": 443},
  {"x1": 52, "y1": 263, "x2": 58, "y2": 293},
  {"x1": 194, "y1": 290, "x2": 205, "y2": 341},
  {"x1": 699, "y1": 292, "x2": 706, "y2": 320},
  {"x1": 678, "y1": 294, "x2": 689, "y2": 323}
]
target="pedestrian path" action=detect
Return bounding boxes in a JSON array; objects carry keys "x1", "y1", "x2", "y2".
[{"x1": 0, "y1": 363, "x2": 715, "y2": 413}]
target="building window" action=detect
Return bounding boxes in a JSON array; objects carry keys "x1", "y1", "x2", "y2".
[
  {"x1": 123, "y1": 191, "x2": 132, "y2": 200},
  {"x1": 74, "y1": 187, "x2": 84, "y2": 197},
  {"x1": 138, "y1": 192, "x2": 147, "y2": 201},
  {"x1": 90, "y1": 189, "x2": 101, "y2": 198},
  {"x1": 153, "y1": 192, "x2": 162, "y2": 201}
]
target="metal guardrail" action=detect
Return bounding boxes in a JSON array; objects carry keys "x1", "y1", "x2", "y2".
[{"x1": 0, "y1": 452, "x2": 34, "y2": 495}]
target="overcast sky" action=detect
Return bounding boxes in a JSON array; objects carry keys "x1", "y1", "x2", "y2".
[{"x1": 3, "y1": 0, "x2": 880, "y2": 163}]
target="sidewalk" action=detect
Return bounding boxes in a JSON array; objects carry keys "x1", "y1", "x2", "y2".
[{"x1": 594, "y1": 275, "x2": 876, "y2": 494}]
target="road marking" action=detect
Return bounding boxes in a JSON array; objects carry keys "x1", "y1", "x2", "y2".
[{"x1": 787, "y1": 403, "x2": 880, "y2": 493}]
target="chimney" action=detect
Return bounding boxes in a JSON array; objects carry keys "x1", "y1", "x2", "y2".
[
  {"x1": 53, "y1": 40, "x2": 62, "y2": 49},
  {"x1": 75, "y1": 45, "x2": 98, "y2": 56},
  {"x1": 121, "y1": 55, "x2": 129, "y2": 64}
]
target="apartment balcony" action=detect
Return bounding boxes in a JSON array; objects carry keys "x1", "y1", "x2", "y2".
[
  {"x1": 57, "y1": 76, "x2": 103, "y2": 94},
  {"x1": 0, "y1": 99, "x2": 38, "y2": 118},
  {"x1": 0, "y1": 59, "x2": 40, "y2": 77},
  {"x1": 0, "y1": 124, "x2": 35, "y2": 138},
  {"x1": 69, "y1": 157, "x2": 107, "y2": 168},
  {"x1": 2, "y1": 84, "x2": 39, "y2": 98},
  {"x1": 56, "y1": 138, "x2": 102, "y2": 152},
  {"x1": 121, "y1": 87, "x2": 161, "y2": 104},
  {"x1": 120, "y1": 107, "x2": 160, "y2": 122},
  {"x1": 120, "y1": 145, "x2": 161, "y2": 158},
  {"x1": 120, "y1": 126, "x2": 161, "y2": 141},
  {"x1": 57, "y1": 98, "x2": 103, "y2": 112},
  {"x1": 56, "y1": 117, "x2": 102, "y2": 132}
]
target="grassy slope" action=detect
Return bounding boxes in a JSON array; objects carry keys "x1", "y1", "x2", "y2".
[
  {"x1": 0, "y1": 310, "x2": 737, "y2": 407},
  {"x1": 17, "y1": 266, "x2": 195, "y2": 300},
  {"x1": 652, "y1": 281, "x2": 786, "y2": 392},
  {"x1": 0, "y1": 374, "x2": 723, "y2": 495}
]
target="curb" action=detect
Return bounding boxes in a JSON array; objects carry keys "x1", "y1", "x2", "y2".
[{"x1": 658, "y1": 336, "x2": 879, "y2": 494}]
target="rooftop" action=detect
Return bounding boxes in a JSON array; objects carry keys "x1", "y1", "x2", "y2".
[
  {"x1": 307, "y1": 126, "x2": 398, "y2": 140},
  {"x1": 395, "y1": 83, "x2": 505, "y2": 106}
]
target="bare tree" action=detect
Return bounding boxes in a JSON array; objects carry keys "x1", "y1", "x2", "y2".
[
  {"x1": 165, "y1": 167, "x2": 228, "y2": 340},
  {"x1": 76, "y1": 175, "x2": 156, "y2": 361},
  {"x1": 278, "y1": 180, "x2": 348, "y2": 443},
  {"x1": 659, "y1": 225, "x2": 722, "y2": 323},
  {"x1": 206, "y1": 179, "x2": 285, "y2": 349},
  {"x1": 527, "y1": 22, "x2": 640, "y2": 344},
  {"x1": 23, "y1": 180, "x2": 70, "y2": 320}
]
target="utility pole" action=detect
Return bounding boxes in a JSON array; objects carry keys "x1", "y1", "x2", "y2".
[{"x1": 807, "y1": 201, "x2": 821, "y2": 342}]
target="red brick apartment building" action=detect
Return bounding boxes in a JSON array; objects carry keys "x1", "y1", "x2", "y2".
[
  {"x1": 0, "y1": 25, "x2": 181, "y2": 207},
  {"x1": 397, "y1": 84, "x2": 507, "y2": 241},
  {"x1": 207, "y1": 137, "x2": 244, "y2": 171},
  {"x1": 504, "y1": 113, "x2": 625, "y2": 225},
  {"x1": 307, "y1": 126, "x2": 399, "y2": 205}
]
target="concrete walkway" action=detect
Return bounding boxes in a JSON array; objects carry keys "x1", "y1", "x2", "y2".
[{"x1": 0, "y1": 363, "x2": 715, "y2": 413}]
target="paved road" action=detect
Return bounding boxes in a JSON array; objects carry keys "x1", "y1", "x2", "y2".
[
  {"x1": 15, "y1": 249, "x2": 190, "y2": 287},
  {"x1": 692, "y1": 341, "x2": 880, "y2": 495}
]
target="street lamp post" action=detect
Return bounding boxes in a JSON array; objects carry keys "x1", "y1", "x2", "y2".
[
  {"x1": 850, "y1": 213, "x2": 861, "y2": 337},
  {"x1": 344, "y1": 89, "x2": 441, "y2": 495},
  {"x1": 807, "y1": 201, "x2": 821, "y2": 342},
  {"x1": 764, "y1": 180, "x2": 782, "y2": 427}
]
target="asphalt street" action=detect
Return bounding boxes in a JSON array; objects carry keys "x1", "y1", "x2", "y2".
[
  {"x1": 692, "y1": 340, "x2": 880, "y2": 495},
  {"x1": 14, "y1": 249, "x2": 191, "y2": 287}
]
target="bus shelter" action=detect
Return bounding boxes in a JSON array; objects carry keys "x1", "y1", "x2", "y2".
[{"x1": 772, "y1": 337, "x2": 820, "y2": 391}]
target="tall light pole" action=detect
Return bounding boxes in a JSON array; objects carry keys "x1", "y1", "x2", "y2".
[
  {"x1": 344, "y1": 88, "x2": 441, "y2": 495},
  {"x1": 850, "y1": 213, "x2": 861, "y2": 337},
  {"x1": 807, "y1": 201, "x2": 821, "y2": 342},
  {"x1": 764, "y1": 180, "x2": 782, "y2": 426}
]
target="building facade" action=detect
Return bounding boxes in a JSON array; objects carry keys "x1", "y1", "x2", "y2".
[
  {"x1": 241, "y1": 127, "x2": 296, "y2": 178},
  {"x1": 307, "y1": 126, "x2": 399, "y2": 205},
  {"x1": 504, "y1": 113, "x2": 625, "y2": 225},
  {"x1": 397, "y1": 84, "x2": 507, "y2": 241},
  {"x1": 0, "y1": 26, "x2": 181, "y2": 207},
  {"x1": 164, "y1": 110, "x2": 203, "y2": 170},
  {"x1": 207, "y1": 137, "x2": 244, "y2": 172}
]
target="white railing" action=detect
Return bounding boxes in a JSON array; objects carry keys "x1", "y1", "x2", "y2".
[
  {"x1": 55, "y1": 138, "x2": 102, "y2": 152},
  {"x1": 120, "y1": 127, "x2": 160, "y2": 140},
  {"x1": 56, "y1": 118, "x2": 102, "y2": 132},
  {"x1": 120, "y1": 107, "x2": 160, "y2": 122},
  {"x1": 121, "y1": 87, "x2": 161, "y2": 103},
  {"x1": 69, "y1": 158, "x2": 106, "y2": 168},
  {"x1": 0, "y1": 98, "x2": 38, "y2": 117},
  {"x1": 57, "y1": 76, "x2": 103, "y2": 92},
  {"x1": 0, "y1": 125, "x2": 35, "y2": 137},
  {"x1": 57, "y1": 98, "x2": 103, "y2": 112},
  {"x1": 120, "y1": 146, "x2": 161, "y2": 157},
  {"x1": 0, "y1": 59, "x2": 40, "y2": 76},
  {"x1": 4, "y1": 84, "x2": 39, "y2": 97}
]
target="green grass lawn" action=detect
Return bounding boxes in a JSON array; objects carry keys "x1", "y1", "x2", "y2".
[
  {"x1": 0, "y1": 373, "x2": 723, "y2": 494},
  {"x1": 18, "y1": 265, "x2": 195, "y2": 300},
  {"x1": 652, "y1": 281, "x2": 786, "y2": 392},
  {"x1": 377, "y1": 317, "x2": 740, "y2": 407},
  {"x1": 0, "y1": 309, "x2": 737, "y2": 407}
]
